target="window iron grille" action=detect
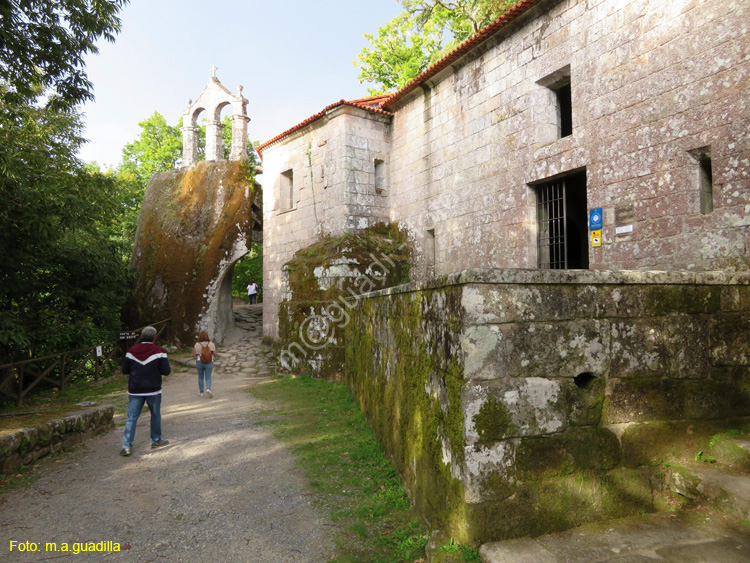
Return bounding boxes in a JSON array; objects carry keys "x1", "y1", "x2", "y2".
[{"x1": 537, "y1": 180, "x2": 568, "y2": 269}]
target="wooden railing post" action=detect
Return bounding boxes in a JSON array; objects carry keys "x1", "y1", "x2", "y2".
[{"x1": 17, "y1": 366, "x2": 23, "y2": 406}]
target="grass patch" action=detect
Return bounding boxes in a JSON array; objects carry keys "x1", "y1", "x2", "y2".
[
  {"x1": 250, "y1": 375, "x2": 428, "y2": 563},
  {"x1": 437, "y1": 539, "x2": 481, "y2": 562}
]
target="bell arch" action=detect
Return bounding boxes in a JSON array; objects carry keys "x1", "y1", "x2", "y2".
[{"x1": 181, "y1": 66, "x2": 250, "y2": 167}]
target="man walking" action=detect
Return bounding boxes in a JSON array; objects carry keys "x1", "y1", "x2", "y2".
[
  {"x1": 246, "y1": 279, "x2": 258, "y2": 304},
  {"x1": 120, "y1": 326, "x2": 171, "y2": 456}
]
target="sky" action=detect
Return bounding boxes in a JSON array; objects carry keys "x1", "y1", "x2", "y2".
[{"x1": 79, "y1": 0, "x2": 403, "y2": 169}]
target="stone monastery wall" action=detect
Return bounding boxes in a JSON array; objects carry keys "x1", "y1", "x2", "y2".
[
  {"x1": 388, "y1": 0, "x2": 749, "y2": 276},
  {"x1": 260, "y1": 0, "x2": 750, "y2": 339},
  {"x1": 262, "y1": 108, "x2": 391, "y2": 337}
]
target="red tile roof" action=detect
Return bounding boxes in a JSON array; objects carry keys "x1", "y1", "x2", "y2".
[
  {"x1": 257, "y1": 0, "x2": 541, "y2": 155},
  {"x1": 256, "y1": 97, "x2": 393, "y2": 155},
  {"x1": 381, "y1": 0, "x2": 541, "y2": 110}
]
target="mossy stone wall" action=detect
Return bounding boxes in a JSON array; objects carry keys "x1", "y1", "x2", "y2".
[
  {"x1": 343, "y1": 268, "x2": 750, "y2": 545},
  {"x1": 0, "y1": 406, "x2": 114, "y2": 475},
  {"x1": 277, "y1": 223, "x2": 410, "y2": 380}
]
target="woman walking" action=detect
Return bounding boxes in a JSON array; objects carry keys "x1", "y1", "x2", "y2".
[{"x1": 193, "y1": 330, "x2": 216, "y2": 397}]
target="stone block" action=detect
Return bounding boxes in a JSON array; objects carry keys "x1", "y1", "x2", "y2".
[
  {"x1": 461, "y1": 324, "x2": 505, "y2": 380},
  {"x1": 463, "y1": 441, "x2": 517, "y2": 503},
  {"x1": 619, "y1": 420, "x2": 715, "y2": 467},
  {"x1": 461, "y1": 284, "x2": 578, "y2": 324},
  {"x1": 515, "y1": 427, "x2": 621, "y2": 480},
  {"x1": 642, "y1": 285, "x2": 722, "y2": 316},
  {"x1": 603, "y1": 378, "x2": 750, "y2": 424},
  {"x1": 464, "y1": 377, "x2": 568, "y2": 442},
  {"x1": 574, "y1": 284, "x2": 644, "y2": 318},
  {"x1": 711, "y1": 313, "x2": 750, "y2": 367},
  {"x1": 502, "y1": 320, "x2": 611, "y2": 379},
  {"x1": 610, "y1": 318, "x2": 667, "y2": 377},
  {"x1": 463, "y1": 468, "x2": 663, "y2": 544}
]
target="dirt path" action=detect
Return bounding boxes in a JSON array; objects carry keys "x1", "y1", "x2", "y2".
[{"x1": 0, "y1": 305, "x2": 335, "y2": 562}]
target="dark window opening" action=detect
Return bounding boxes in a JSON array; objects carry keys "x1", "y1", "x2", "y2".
[
  {"x1": 699, "y1": 155, "x2": 713, "y2": 214},
  {"x1": 425, "y1": 228, "x2": 436, "y2": 270},
  {"x1": 280, "y1": 169, "x2": 294, "y2": 210},
  {"x1": 374, "y1": 159, "x2": 386, "y2": 194},
  {"x1": 536, "y1": 171, "x2": 588, "y2": 269},
  {"x1": 555, "y1": 82, "x2": 572, "y2": 138}
]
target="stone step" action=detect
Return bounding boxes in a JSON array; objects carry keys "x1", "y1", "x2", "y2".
[
  {"x1": 667, "y1": 461, "x2": 750, "y2": 520},
  {"x1": 479, "y1": 511, "x2": 750, "y2": 563}
]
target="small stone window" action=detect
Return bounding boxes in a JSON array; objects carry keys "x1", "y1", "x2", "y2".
[
  {"x1": 554, "y1": 82, "x2": 572, "y2": 138},
  {"x1": 690, "y1": 147, "x2": 713, "y2": 214},
  {"x1": 374, "y1": 159, "x2": 386, "y2": 194},
  {"x1": 537, "y1": 65, "x2": 572, "y2": 140},
  {"x1": 279, "y1": 169, "x2": 294, "y2": 211},
  {"x1": 425, "y1": 228, "x2": 436, "y2": 275}
]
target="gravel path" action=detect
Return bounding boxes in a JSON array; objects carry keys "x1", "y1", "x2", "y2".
[{"x1": 0, "y1": 304, "x2": 336, "y2": 562}]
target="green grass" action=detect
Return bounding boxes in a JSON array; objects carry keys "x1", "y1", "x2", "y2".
[{"x1": 250, "y1": 375, "x2": 428, "y2": 563}]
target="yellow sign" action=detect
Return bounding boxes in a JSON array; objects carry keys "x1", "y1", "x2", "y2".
[{"x1": 591, "y1": 230, "x2": 602, "y2": 247}]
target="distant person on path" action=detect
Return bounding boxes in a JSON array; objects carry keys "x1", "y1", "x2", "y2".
[
  {"x1": 247, "y1": 280, "x2": 258, "y2": 304},
  {"x1": 120, "y1": 326, "x2": 171, "y2": 456},
  {"x1": 193, "y1": 330, "x2": 216, "y2": 398}
]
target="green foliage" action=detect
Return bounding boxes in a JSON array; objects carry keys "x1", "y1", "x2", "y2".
[
  {"x1": 251, "y1": 376, "x2": 428, "y2": 562},
  {"x1": 0, "y1": 90, "x2": 133, "y2": 364},
  {"x1": 0, "y1": 0, "x2": 128, "y2": 109},
  {"x1": 695, "y1": 450, "x2": 716, "y2": 464},
  {"x1": 438, "y1": 539, "x2": 481, "y2": 562},
  {"x1": 232, "y1": 242, "x2": 263, "y2": 300},
  {"x1": 355, "y1": 0, "x2": 521, "y2": 94},
  {"x1": 120, "y1": 112, "x2": 182, "y2": 187}
]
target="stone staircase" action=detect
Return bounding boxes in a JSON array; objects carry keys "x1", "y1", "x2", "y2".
[{"x1": 480, "y1": 435, "x2": 750, "y2": 562}]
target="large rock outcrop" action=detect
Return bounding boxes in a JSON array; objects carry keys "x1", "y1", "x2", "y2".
[{"x1": 129, "y1": 160, "x2": 261, "y2": 344}]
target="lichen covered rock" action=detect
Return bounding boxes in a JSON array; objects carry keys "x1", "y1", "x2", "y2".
[{"x1": 129, "y1": 160, "x2": 260, "y2": 344}]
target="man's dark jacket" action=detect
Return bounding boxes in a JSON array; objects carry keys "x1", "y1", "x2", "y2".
[{"x1": 122, "y1": 342, "x2": 171, "y2": 394}]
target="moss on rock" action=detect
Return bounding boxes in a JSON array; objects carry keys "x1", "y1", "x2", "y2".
[
  {"x1": 129, "y1": 160, "x2": 259, "y2": 343},
  {"x1": 473, "y1": 396, "x2": 516, "y2": 444}
]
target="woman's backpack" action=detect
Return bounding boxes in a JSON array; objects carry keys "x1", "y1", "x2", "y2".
[{"x1": 199, "y1": 343, "x2": 212, "y2": 363}]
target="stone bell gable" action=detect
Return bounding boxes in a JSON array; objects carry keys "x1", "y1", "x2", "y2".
[{"x1": 181, "y1": 66, "x2": 250, "y2": 168}]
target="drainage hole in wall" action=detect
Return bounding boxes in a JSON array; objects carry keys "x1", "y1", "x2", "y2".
[{"x1": 574, "y1": 372, "x2": 597, "y2": 389}]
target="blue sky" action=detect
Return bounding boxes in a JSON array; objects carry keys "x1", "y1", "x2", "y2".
[{"x1": 80, "y1": 0, "x2": 402, "y2": 168}]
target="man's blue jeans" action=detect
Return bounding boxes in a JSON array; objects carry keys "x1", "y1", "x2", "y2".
[
  {"x1": 122, "y1": 394, "x2": 162, "y2": 449},
  {"x1": 197, "y1": 361, "x2": 213, "y2": 393}
]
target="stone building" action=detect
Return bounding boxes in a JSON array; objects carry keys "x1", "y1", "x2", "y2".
[
  {"x1": 258, "y1": 0, "x2": 750, "y2": 340},
  {"x1": 254, "y1": 0, "x2": 750, "y2": 544}
]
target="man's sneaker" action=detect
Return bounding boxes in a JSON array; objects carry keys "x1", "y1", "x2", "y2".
[
  {"x1": 199, "y1": 392, "x2": 204, "y2": 396},
  {"x1": 120, "y1": 448, "x2": 132, "y2": 456},
  {"x1": 151, "y1": 439, "x2": 169, "y2": 449},
  {"x1": 205, "y1": 389, "x2": 213, "y2": 398}
]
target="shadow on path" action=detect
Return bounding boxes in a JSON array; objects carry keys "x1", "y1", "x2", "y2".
[{"x1": 0, "y1": 304, "x2": 335, "y2": 562}]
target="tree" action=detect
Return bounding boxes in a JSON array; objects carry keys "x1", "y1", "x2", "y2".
[
  {"x1": 0, "y1": 90, "x2": 132, "y2": 362},
  {"x1": 0, "y1": 0, "x2": 129, "y2": 109},
  {"x1": 0, "y1": 0, "x2": 131, "y2": 365},
  {"x1": 355, "y1": 0, "x2": 520, "y2": 94},
  {"x1": 120, "y1": 112, "x2": 183, "y2": 187}
]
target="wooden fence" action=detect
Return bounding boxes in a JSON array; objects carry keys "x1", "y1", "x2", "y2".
[{"x1": 0, "y1": 319, "x2": 171, "y2": 406}]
